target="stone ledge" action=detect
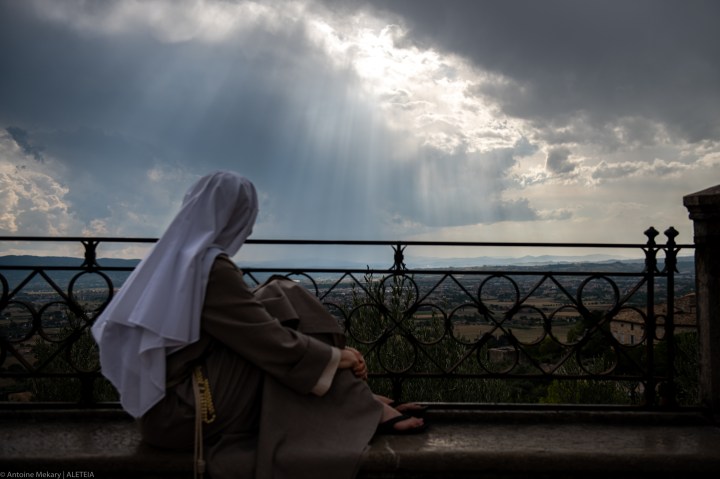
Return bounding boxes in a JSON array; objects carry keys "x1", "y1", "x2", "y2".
[{"x1": 2, "y1": 409, "x2": 720, "y2": 479}]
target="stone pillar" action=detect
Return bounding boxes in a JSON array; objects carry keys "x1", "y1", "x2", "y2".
[{"x1": 683, "y1": 185, "x2": 720, "y2": 419}]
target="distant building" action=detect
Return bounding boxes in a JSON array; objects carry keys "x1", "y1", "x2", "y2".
[{"x1": 611, "y1": 293, "x2": 697, "y2": 345}]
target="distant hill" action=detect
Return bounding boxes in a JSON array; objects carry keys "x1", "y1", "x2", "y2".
[
  {"x1": 0, "y1": 255, "x2": 140, "y2": 268},
  {"x1": 439, "y1": 256, "x2": 695, "y2": 274},
  {"x1": 0, "y1": 256, "x2": 140, "y2": 291},
  {"x1": 407, "y1": 253, "x2": 624, "y2": 268},
  {"x1": 406, "y1": 254, "x2": 694, "y2": 269}
]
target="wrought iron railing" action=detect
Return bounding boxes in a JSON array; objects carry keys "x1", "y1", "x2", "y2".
[{"x1": 0, "y1": 228, "x2": 698, "y2": 409}]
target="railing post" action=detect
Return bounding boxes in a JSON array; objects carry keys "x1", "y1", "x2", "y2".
[
  {"x1": 660, "y1": 227, "x2": 679, "y2": 408},
  {"x1": 683, "y1": 185, "x2": 720, "y2": 420},
  {"x1": 643, "y1": 227, "x2": 659, "y2": 407}
]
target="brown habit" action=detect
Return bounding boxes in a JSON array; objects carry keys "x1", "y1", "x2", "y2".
[{"x1": 139, "y1": 255, "x2": 383, "y2": 479}]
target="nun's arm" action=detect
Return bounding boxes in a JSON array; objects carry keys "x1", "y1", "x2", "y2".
[{"x1": 200, "y1": 255, "x2": 341, "y2": 396}]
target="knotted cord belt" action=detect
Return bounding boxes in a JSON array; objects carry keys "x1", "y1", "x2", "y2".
[{"x1": 192, "y1": 365, "x2": 217, "y2": 479}]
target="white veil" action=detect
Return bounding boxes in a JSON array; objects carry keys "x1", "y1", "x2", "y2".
[{"x1": 92, "y1": 171, "x2": 259, "y2": 417}]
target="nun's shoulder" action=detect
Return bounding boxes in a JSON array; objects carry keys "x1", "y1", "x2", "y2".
[{"x1": 211, "y1": 254, "x2": 242, "y2": 274}]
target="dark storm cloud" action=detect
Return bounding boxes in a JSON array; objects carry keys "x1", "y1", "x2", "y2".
[
  {"x1": 545, "y1": 147, "x2": 575, "y2": 174},
  {"x1": 355, "y1": 0, "x2": 720, "y2": 143},
  {"x1": 0, "y1": 3, "x2": 147, "y2": 129},
  {"x1": 5, "y1": 126, "x2": 45, "y2": 162},
  {"x1": 3, "y1": 0, "x2": 711, "y2": 241},
  {"x1": 0, "y1": 0, "x2": 193, "y2": 226},
  {"x1": 32, "y1": 127, "x2": 166, "y2": 222},
  {"x1": 0, "y1": 0, "x2": 407, "y2": 237}
]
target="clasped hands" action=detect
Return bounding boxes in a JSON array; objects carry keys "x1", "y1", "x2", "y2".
[{"x1": 339, "y1": 346, "x2": 368, "y2": 381}]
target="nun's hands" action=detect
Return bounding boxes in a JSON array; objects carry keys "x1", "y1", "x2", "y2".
[
  {"x1": 345, "y1": 347, "x2": 368, "y2": 381},
  {"x1": 338, "y1": 347, "x2": 368, "y2": 380}
]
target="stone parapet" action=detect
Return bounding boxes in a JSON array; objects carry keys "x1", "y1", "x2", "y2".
[{"x1": 3, "y1": 409, "x2": 720, "y2": 479}]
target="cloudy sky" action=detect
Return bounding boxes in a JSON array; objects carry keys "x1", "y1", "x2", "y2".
[{"x1": 1, "y1": 0, "x2": 718, "y2": 261}]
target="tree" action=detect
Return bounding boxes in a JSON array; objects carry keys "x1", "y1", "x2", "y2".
[{"x1": 30, "y1": 319, "x2": 118, "y2": 403}]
